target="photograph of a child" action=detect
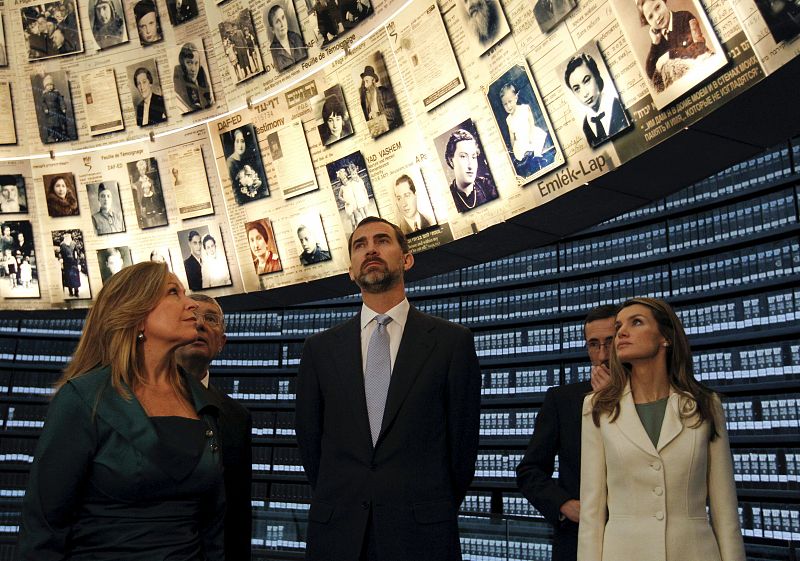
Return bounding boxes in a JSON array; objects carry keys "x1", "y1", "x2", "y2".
[
  {"x1": 31, "y1": 71, "x2": 79, "y2": 144},
  {"x1": 486, "y1": 64, "x2": 562, "y2": 183},
  {"x1": 126, "y1": 158, "x2": 168, "y2": 229},
  {"x1": 325, "y1": 151, "x2": 379, "y2": 235},
  {"x1": 219, "y1": 10, "x2": 264, "y2": 84},
  {"x1": 559, "y1": 43, "x2": 633, "y2": 148},
  {"x1": 293, "y1": 212, "x2": 332, "y2": 266},
  {"x1": 220, "y1": 123, "x2": 270, "y2": 204},
  {"x1": 611, "y1": 0, "x2": 727, "y2": 108}
]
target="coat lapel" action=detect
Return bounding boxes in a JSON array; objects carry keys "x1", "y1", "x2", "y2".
[
  {"x1": 376, "y1": 308, "x2": 436, "y2": 446},
  {"x1": 656, "y1": 391, "x2": 685, "y2": 452},
  {"x1": 332, "y1": 314, "x2": 374, "y2": 448},
  {"x1": 615, "y1": 384, "x2": 659, "y2": 458}
]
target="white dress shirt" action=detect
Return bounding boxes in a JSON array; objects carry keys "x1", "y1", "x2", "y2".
[{"x1": 359, "y1": 298, "x2": 410, "y2": 374}]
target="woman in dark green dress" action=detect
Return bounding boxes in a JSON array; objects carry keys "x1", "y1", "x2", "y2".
[{"x1": 16, "y1": 261, "x2": 226, "y2": 561}]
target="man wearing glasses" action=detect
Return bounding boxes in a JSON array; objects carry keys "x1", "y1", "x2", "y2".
[
  {"x1": 177, "y1": 294, "x2": 252, "y2": 561},
  {"x1": 516, "y1": 304, "x2": 617, "y2": 561}
]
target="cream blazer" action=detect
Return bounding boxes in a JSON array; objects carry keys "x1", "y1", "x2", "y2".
[{"x1": 578, "y1": 385, "x2": 745, "y2": 561}]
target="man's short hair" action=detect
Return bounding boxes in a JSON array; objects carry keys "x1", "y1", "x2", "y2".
[
  {"x1": 564, "y1": 52, "x2": 605, "y2": 92},
  {"x1": 348, "y1": 216, "x2": 409, "y2": 256},
  {"x1": 267, "y1": 4, "x2": 285, "y2": 27},
  {"x1": 584, "y1": 304, "x2": 618, "y2": 328},
  {"x1": 444, "y1": 129, "x2": 479, "y2": 169},
  {"x1": 394, "y1": 174, "x2": 416, "y2": 193},
  {"x1": 188, "y1": 229, "x2": 201, "y2": 242},
  {"x1": 296, "y1": 225, "x2": 308, "y2": 236},
  {"x1": 322, "y1": 95, "x2": 346, "y2": 121},
  {"x1": 133, "y1": 67, "x2": 154, "y2": 85},
  {"x1": 189, "y1": 293, "x2": 226, "y2": 331}
]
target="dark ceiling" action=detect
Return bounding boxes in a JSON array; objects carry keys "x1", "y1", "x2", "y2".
[{"x1": 223, "y1": 56, "x2": 800, "y2": 311}]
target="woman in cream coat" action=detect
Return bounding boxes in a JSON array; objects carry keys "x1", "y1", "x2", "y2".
[{"x1": 579, "y1": 297, "x2": 745, "y2": 561}]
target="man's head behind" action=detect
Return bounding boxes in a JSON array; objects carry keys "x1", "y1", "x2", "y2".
[
  {"x1": 584, "y1": 304, "x2": 618, "y2": 367},
  {"x1": 176, "y1": 294, "x2": 227, "y2": 379}
]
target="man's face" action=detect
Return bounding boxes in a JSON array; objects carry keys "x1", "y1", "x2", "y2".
[
  {"x1": 176, "y1": 300, "x2": 226, "y2": 369},
  {"x1": 182, "y1": 53, "x2": 200, "y2": 83},
  {"x1": 642, "y1": 0, "x2": 669, "y2": 30},
  {"x1": 298, "y1": 228, "x2": 315, "y2": 254},
  {"x1": 51, "y1": 29, "x2": 65, "y2": 49},
  {"x1": 362, "y1": 75, "x2": 376, "y2": 89},
  {"x1": 464, "y1": 0, "x2": 491, "y2": 37},
  {"x1": 394, "y1": 180, "x2": 418, "y2": 220},
  {"x1": 189, "y1": 234, "x2": 202, "y2": 258},
  {"x1": 452, "y1": 139, "x2": 479, "y2": 189},
  {"x1": 98, "y1": 189, "x2": 113, "y2": 211},
  {"x1": 271, "y1": 7, "x2": 288, "y2": 39},
  {"x1": 327, "y1": 113, "x2": 343, "y2": 137},
  {"x1": 348, "y1": 221, "x2": 411, "y2": 293},
  {"x1": 107, "y1": 253, "x2": 123, "y2": 274},
  {"x1": 62, "y1": 233, "x2": 72, "y2": 244},
  {"x1": 136, "y1": 72, "x2": 152, "y2": 99},
  {"x1": 137, "y1": 11, "x2": 159, "y2": 43},
  {"x1": 585, "y1": 317, "x2": 616, "y2": 367},
  {"x1": 96, "y1": 3, "x2": 112, "y2": 24}
]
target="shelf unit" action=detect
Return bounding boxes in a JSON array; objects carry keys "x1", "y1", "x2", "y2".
[{"x1": 0, "y1": 139, "x2": 799, "y2": 560}]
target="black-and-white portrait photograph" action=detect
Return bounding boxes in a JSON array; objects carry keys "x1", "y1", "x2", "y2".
[
  {"x1": 309, "y1": 0, "x2": 372, "y2": 46},
  {"x1": 434, "y1": 119, "x2": 499, "y2": 213},
  {"x1": 317, "y1": 85, "x2": 354, "y2": 146},
  {"x1": 487, "y1": 64, "x2": 563, "y2": 182},
  {"x1": 167, "y1": 0, "x2": 198, "y2": 26},
  {"x1": 456, "y1": 0, "x2": 510, "y2": 54},
  {"x1": 754, "y1": 0, "x2": 800, "y2": 43},
  {"x1": 218, "y1": 10, "x2": 264, "y2": 84},
  {"x1": 0, "y1": 176, "x2": 28, "y2": 214},
  {"x1": 0, "y1": 220, "x2": 40, "y2": 299},
  {"x1": 126, "y1": 59, "x2": 167, "y2": 127},
  {"x1": 133, "y1": 0, "x2": 163, "y2": 45},
  {"x1": 264, "y1": 0, "x2": 308, "y2": 72},
  {"x1": 42, "y1": 172, "x2": 79, "y2": 217},
  {"x1": 533, "y1": 0, "x2": 576, "y2": 33},
  {"x1": 267, "y1": 132, "x2": 282, "y2": 159},
  {"x1": 325, "y1": 151, "x2": 379, "y2": 235},
  {"x1": 52, "y1": 228, "x2": 90, "y2": 299},
  {"x1": 177, "y1": 224, "x2": 233, "y2": 291},
  {"x1": 220, "y1": 123, "x2": 270, "y2": 204},
  {"x1": 170, "y1": 39, "x2": 214, "y2": 114},
  {"x1": 97, "y1": 245, "x2": 132, "y2": 284},
  {"x1": 354, "y1": 52, "x2": 403, "y2": 138},
  {"x1": 144, "y1": 247, "x2": 174, "y2": 271},
  {"x1": 86, "y1": 181, "x2": 125, "y2": 235},
  {"x1": 559, "y1": 43, "x2": 633, "y2": 148},
  {"x1": 294, "y1": 212, "x2": 331, "y2": 266},
  {"x1": 392, "y1": 166, "x2": 436, "y2": 236},
  {"x1": 0, "y1": 15, "x2": 8, "y2": 66},
  {"x1": 611, "y1": 0, "x2": 727, "y2": 109},
  {"x1": 20, "y1": 0, "x2": 83, "y2": 61},
  {"x1": 31, "y1": 71, "x2": 79, "y2": 144},
  {"x1": 88, "y1": 0, "x2": 127, "y2": 49},
  {"x1": 126, "y1": 158, "x2": 168, "y2": 229},
  {"x1": 245, "y1": 218, "x2": 283, "y2": 275}
]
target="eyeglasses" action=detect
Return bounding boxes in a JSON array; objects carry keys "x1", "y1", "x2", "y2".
[
  {"x1": 586, "y1": 337, "x2": 614, "y2": 352},
  {"x1": 195, "y1": 312, "x2": 223, "y2": 328}
]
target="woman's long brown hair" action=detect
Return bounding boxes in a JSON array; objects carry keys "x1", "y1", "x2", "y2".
[{"x1": 590, "y1": 297, "x2": 719, "y2": 440}]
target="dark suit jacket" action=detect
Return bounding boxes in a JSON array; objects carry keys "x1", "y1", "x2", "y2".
[
  {"x1": 184, "y1": 255, "x2": 202, "y2": 291},
  {"x1": 516, "y1": 381, "x2": 593, "y2": 561},
  {"x1": 296, "y1": 307, "x2": 481, "y2": 561},
  {"x1": 204, "y1": 382, "x2": 253, "y2": 561},
  {"x1": 136, "y1": 94, "x2": 167, "y2": 127},
  {"x1": 582, "y1": 96, "x2": 628, "y2": 148}
]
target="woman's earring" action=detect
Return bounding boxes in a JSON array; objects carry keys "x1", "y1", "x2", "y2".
[{"x1": 137, "y1": 331, "x2": 145, "y2": 343}]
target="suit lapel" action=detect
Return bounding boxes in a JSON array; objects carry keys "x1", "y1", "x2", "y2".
[
  {"x1": 376, "y1": 308, "x2": 436, "y2": 445},
  {"x1": 615, "y1": 384, "x2": 659, "y2": 458},
  {"x1": 656, "y1": 391, "x2": 684, "y2": 452},
  {"x1": 332, "y1": 315, "x2": 374, "y2": 448}
]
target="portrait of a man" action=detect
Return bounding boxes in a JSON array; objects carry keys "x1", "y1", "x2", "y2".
[
  {"x1": 356, "y1": 53, "x2": 403, "y2": 138},
  {"x1": 295, "y1": 214, "x2": 332, "y2": 266},
  {"x1": 0, "y1": 176, "x2": 28, "y2": 214},
  {"x1": 264, "y1": 1, "x2": 308, "y2": 72},
  {"x1": 87, "y1": 181, "x2": 125, "y2": 235},
  {"x1": 435, "y1": 120, "x2": 498, "y2": 213},
  {"x1": 393, "y1": 173, "x2": 435, "y2": 235},
  {"x1": 127, "y1": 61, "x2": 167, "y2": 127},
  {"x1": 459, "y1": 0, "x2": 509, "y2": 53},
  {"x1": 172, "y1": 39, "x2": 213, "y2": 114}
]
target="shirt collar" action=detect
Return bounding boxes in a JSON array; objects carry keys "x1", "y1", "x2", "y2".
[
  {"x1": 585, "y1": 89, "x2": 617, "y2": 121},
  {"x1": 360, "y1": 298, "x2": 410, "y2": 331}
]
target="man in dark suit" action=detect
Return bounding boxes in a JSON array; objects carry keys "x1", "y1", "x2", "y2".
[
  {"x1": 177, "y1": 294, "x2": 252, "y2": 561},
  {"x1": 183, "y1": 230, "x2": 203, "y2": 291},
  {"x1": 516, "y1": 304, "x2": 617, "y2": 561},
  {"x1": 296, "y1": 216, "x2": 481, "y2": 561},
  {"x1": 133, "y1": 67, "x2": 167, "y2": 127}
]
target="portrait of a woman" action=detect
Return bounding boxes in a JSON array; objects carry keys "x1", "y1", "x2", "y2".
[
  {"x1": 91, "y1": 0, "x2": 126, "y2": 49},
  {"x1": 223, "y1": 124, "x2": 269, "y2": 204},
  {"x1": 246, "y1": 220, "x2": 282, "y2": 275},
  {"x1": 45, "y1": 174, "x2": 79, "y2": 217}
]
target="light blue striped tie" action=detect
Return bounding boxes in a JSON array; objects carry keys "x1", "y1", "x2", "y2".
[{"x1": 365, "y1": 314, "x2": 392, "y2": 445}]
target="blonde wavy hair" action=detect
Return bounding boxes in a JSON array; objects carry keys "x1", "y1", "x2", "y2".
[
  {"x1": 57, "y1": 261, "x2": 186, "y2": 401},
  {"x1": 590, "y1": 297, "x2": 718, "y2": 440}
]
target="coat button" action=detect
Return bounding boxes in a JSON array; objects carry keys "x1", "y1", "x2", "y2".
[
  {"x1": 653, "y1": 487, "x2": 664, "y2": 496},
  {"x1": 211, "y1": 444, "x2": 219, "y2": 453},
  {"x1": 655, "y1": 511, "x2": 664, "y2": 520},
  {"x1": 650, "y1": 462, "x2": 662, "y2": 471},
  {"x1": 205, "y1": 429, "x2": 214, "y2": 438},
  {"x1": 361, "y1": 501, "x2": 369, "y2": 510}
]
